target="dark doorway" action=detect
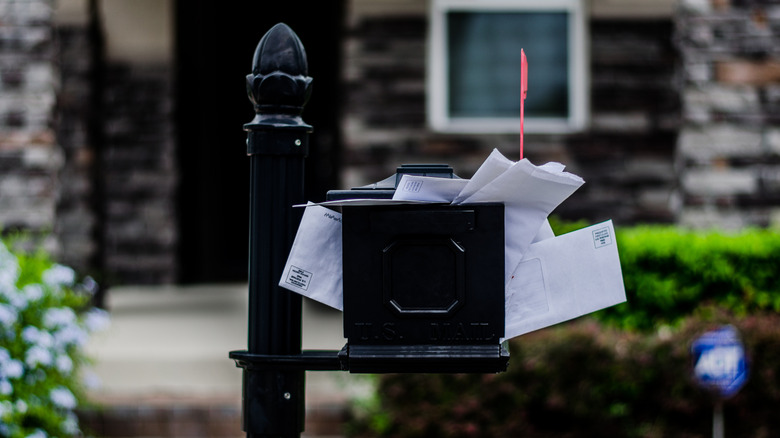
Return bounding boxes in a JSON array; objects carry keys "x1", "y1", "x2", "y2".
[{"x1": 175, "y1": 1, "x2": 344, "y2": 283}]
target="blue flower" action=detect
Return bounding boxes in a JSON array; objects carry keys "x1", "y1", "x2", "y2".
[
  {"x1": 50, "y1": 386, "x2": 77, "y2": 410},
  {"x1": 2, "y1": 358, "x2": 24, "y2": 379},
  {"x1": 53, "y1": 325, "x2": 88, "y2": 349},
  {"x1": 84, "y1": 307, "x2": 111, "y2": 333},
  {"x1": 25, "y1": 429, "x2": 48, "y2": 438},
  {"x1": 22, "y1": 326, "x2": 54, "y2": 349},
  {"x1": 22, "y1": 284, "x2": 44, "y2": 303},
  {"x1": 0, "y1": 243, "x2": 19, "y2": 291},
  {"x1": 0, "y1": 304, "x2": 17, "y2": 328},
  {"x1": 55, "y1": 354, "x2": 73, "y2": 375},
  {"x1": 25, "y1": 346, "x2": 53, "y2": 368},
  {"x1": 42, "y1": 264, "x2": 76, "y2": 288},
  {"x1": 43, "y1": 307, "x2": 77, "y2": 329},
  {"x1": 0, "y1": 379, "x2": 11, "y2": 395}
]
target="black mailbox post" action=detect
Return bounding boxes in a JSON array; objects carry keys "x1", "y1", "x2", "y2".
[{"x1": 230, "y1": 23, "x2": 508, "y2": 438}]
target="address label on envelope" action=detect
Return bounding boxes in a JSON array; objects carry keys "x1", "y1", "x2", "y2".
[{"x1": 504, "y1": 220, "x2": 626, "y2": 340}]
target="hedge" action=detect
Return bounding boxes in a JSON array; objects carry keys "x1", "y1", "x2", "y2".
[
  {"x1": 347, "y1": 311, "x2": 780, "y2": 438},
  {"x1": 602, "y1": 226, "x2": 780, "y2": 331}
]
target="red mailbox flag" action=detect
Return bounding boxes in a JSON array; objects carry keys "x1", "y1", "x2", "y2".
[{"x1": 520, "y1": 49, "x2": 528, "y2": 160}]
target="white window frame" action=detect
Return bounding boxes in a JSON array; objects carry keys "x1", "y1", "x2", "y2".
[{"x1": 427, "y1": 0, "x2": 589, "y2": 134}]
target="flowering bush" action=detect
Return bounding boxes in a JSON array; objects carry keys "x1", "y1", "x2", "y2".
[{"x1": 0, "y1": 239, "x2": 109, "y2": 438}]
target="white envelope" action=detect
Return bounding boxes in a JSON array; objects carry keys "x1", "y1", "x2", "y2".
[
  {"x1": 392, "y1": 174, "x2": 469, "y2": 203},
  {"x1": 279, "y1": 203, "x2": 344, "y2": 310},
  {"x1": 452, "y1": 148, "x2": 514, "y2": 204},
  {"x1": 458, "y1": 154, "x2": 585, "y2": 285},
  {"x1": 532, "y1": 219, "x2": 555, "y2": 243},
  {"x1": 504, "y1": 220, "x2": 627, "y2": 339}
]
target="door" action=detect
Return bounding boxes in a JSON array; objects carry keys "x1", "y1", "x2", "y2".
[{"x1": 175, "y1": 1, "x2": 344, "y2": 282}]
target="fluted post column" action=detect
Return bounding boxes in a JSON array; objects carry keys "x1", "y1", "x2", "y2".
[{"x1": 242, "y1": 23, "x2": 312, "y2": 438}]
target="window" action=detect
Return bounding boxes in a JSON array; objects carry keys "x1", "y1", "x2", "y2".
[{"x1": 428, "y1": 0, "x2": 588, "y2": 133}]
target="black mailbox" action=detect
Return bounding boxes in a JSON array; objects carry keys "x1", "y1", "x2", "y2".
[{"x1": 328, "y1": 165, "x2": 509, "y2": 373}]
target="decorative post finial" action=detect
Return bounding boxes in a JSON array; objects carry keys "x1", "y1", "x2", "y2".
[{"x1": 246, "y1": 23, "x2": 313, "y2": 122}]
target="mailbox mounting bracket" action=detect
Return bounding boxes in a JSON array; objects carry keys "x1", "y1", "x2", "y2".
[
  {"x1": 230, "y1": 343, "x2": 510, "y2": 374},
  {"x1": 230, "y1": 349, "x2": 344, "y2": 371}
]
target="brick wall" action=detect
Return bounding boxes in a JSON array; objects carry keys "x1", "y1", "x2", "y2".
[
  {"x1": 675, "y1": 0, "x2": 780, "y2": 228},
  {"x1": 0, "y1": 0, "x2": 60, "y2": 245},
  {"x1": 76, "y1": 398, "x2": 346, "y2": 438},
  {"x1": 78, "y1": 402, "x2": 243, "y2": 438},
  {"x1": 342, "y1": 14, "x2": 680, "y2": 225}
]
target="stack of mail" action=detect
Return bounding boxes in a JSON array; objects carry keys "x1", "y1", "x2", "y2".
[{"x1": 280, "y1": 149, "x2": 626, "y2": 340}]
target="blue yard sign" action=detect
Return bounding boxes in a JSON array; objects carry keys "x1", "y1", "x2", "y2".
[{"x1": 691, "y1": 325, "x2": 749, "y2": 399}]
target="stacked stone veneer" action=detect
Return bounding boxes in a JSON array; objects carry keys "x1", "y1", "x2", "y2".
[
  {"x1": 342, "y1": 14, "x2": 681, "y2": 225},
  {"x1": 564, "y1": 20, "x2": 681, "y2": 223},
  {"x1": 0, "y1": 0, "x2": 61, "y2": 241},
  {"x1": 54, "y1": 24, "x2": 98, "y2": 274},
  {"x1": 675, "y1": 0, "x2": 780, "y2": 228},
  {"x1": 2, "y1": 1, "x2": 177, "y2": 284},
  {"x1": 100, "y1": 64, "x2": 177, "y2": 284}
]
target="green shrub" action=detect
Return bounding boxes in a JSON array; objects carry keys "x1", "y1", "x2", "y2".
[
  {"x1": 347, "y1": 311, "x2": 780, "y2": 438},
  {"x1": 0, "y1": 238, "x2": 109, "y2": 437},
  {"x1": 602, "y1": 226, "x2": 780, "y2": 331}
]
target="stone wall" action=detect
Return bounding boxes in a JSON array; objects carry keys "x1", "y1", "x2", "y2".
[
  {"x1": 100, "y1": 64, "x2": 177, "y2": 284},
  {"x1": 3, "y1": 1, "x2": 177, "y2": 284},
  {"x1": 562, "y1": 19, "x2": 681, "y2": 224},
  {"x1": 342, "y1": 13, "x2": 680, "y2": 226},
  {"x1": 55, "y1": 8, "x2": 177, "y2": 284},
  {"x1": 0, "y1": 0, "x2": 61, "y2": 245},
  {"x1": 9, "y1": 0, "x2": 776, "y2": 288},
  {"x1": 342, "y1": 14, "x2": 577, "y2": 186},
  {"x1": 54, "y1": 24, "x2": 98, "y2": 274},
  {"x1": 675, "y1": 0, "x2": 780, "y2": 229}
]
